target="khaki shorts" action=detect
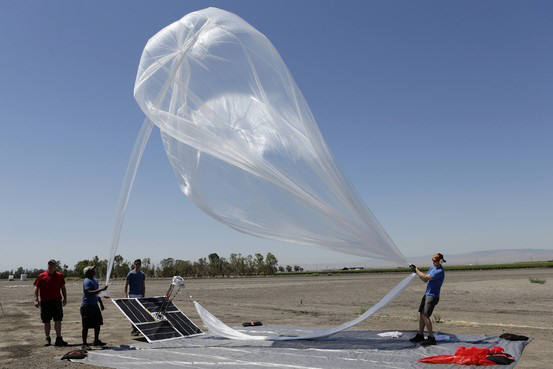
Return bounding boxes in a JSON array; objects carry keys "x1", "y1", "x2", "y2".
[{"x1": 418, "y1": 295, "x2": 439, "y2": 317}]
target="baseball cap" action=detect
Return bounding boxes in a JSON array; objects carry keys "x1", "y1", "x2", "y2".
[
  {"x1": 83, "y1": 265, "x2": 96, "y2": 275},
  {"x1": 432, "y1": 253, "x2": 446, "y2": 263}
]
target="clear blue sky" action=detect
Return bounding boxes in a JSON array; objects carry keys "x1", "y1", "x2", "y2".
[{"x1": 1, "y1": 1, "x2": 552, "y2": 271}]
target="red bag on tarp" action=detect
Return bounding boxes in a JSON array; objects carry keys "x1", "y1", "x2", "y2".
[{"x1": 418, "y1": 346, "x2": 506, "y2": 366}]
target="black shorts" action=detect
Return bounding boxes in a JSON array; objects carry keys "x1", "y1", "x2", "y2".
[
  {"x1": 40, "y1": 300, "x2": 63, "y2": 323},
  {"x1": 418, "y1": 295, "x2": 439, "y2": 317},
  {"x1": 80, "y1": 304, "x2": 103, "y2": 329}
]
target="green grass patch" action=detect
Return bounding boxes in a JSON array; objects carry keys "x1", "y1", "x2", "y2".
[{"x1": 529, "y1": 277, "x2": 546, "y2": 284}]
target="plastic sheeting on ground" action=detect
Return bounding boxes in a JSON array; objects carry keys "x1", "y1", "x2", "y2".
[
  {"x1": 72, "y1": 328, "x2": 530, "y2": 369},
  {"x1": 194, "y1": 273, "x2": 415, "y2": 340},
  {"x1": 106, "y1": 7, "x2": 407, "y2": 284}
]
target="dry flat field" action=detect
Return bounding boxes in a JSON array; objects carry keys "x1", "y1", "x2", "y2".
[{"x1": 1, "y1": 268, "x2": 552, "y2": 369}]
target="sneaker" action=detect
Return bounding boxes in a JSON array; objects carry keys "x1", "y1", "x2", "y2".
[
  {"x1": 409, "y1": 333, "x2": 425, "y2": 343},
  {"x1": 131, "y1": 330, "x2": 140, "y2": 336},
  {"x1": 54, "y1": 337, "x2": 68, "y2": 346},
  {"x1": 93, "y1": 340, "x2": 107, "y2": 347},
  {"x1": 45, "y1": 336, "x2": 51, "y2": 346},
  {"x1": 422, "y1": 335, "x2": 437, "y2": 346},
  {"x1": 81, "y1": 343, "x2": 91, "y2": 351}
]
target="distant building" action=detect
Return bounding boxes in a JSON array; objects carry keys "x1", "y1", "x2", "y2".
[
  {"x1": 8, "y1": 275, "x2": 14, "y2": 281},
  {"x1": 20, "y1": 274, "x2": 27, "y2": 281}
]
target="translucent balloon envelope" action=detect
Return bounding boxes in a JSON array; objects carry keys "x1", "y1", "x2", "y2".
[{"x1": 130, "y1": 7, "x2": 405, "y2": 264}]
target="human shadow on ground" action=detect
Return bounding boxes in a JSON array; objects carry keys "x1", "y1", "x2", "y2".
[
  {"x1": 150, "y1": 330, "x2": 466, "y2": 352},
  {"x1": 266, "y1": 330, "x2": 461, "y2": 351}
]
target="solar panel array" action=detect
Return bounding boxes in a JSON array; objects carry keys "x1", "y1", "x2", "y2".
[
  {"x1": 114, "y1": 299, "x2": 155, "y2": 324},
  {"x1": 113, "y1": 297, "x2": 202, "y2": 342},
  {"x1": 166, "y1": 311, "x2": 202, "y2": 336},
  {"x1": 137, "y1": 320, "x2": 182, "y2": 341},
  {"x1": 139, "y1": 297, "x2": 179, "y2": 313}
]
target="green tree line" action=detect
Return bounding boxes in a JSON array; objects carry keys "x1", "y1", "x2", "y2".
[{"x1": 1, "y1": 252, "x2": 304, "y2": 279}]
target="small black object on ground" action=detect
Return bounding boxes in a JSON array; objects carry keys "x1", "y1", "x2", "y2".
[
  {"x1": 500, "y1": 333, "x2": 529, "y2": 341},
  {"x1": 242, "y1": 321, "x2": 263, "y2": 327},
  {"x1": 61, "y1": 349, "x2": 87, "y2": 360}
]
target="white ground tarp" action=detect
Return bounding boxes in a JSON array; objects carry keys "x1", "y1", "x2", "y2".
[
  {"x1": 194, "y1": 273, "x2": 416, "y2": 341},
  {"x1": 73, "y1": 329, "x2": 530, "y2": 369}
]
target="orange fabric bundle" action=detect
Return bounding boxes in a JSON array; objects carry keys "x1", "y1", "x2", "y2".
[{"x1": 418, "y1": 346, "x2": 508, "y2": 366}]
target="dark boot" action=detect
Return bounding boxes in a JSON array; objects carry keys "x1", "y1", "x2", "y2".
[
  {"x1": 93, "y1": 339, "x2": 107, "y2": 347},
  {"x1": 422, "y1": 335, "x2": 437, "y2": 346},
  {"x1": 54, "y1": 336, "x2": 68, "y2": 346},
  {"x1": 409, "y1": 333, "x2": 425, "y2": 343}
]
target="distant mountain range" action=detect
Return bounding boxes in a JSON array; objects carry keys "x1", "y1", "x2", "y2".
[{"x1": 303, "y1": 249, "x2": 553, "y2": 270}]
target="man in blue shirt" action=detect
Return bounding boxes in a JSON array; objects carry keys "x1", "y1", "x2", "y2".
[
  {"x1": 409, "y1": 253, "x2": 446, "y2": 346},
  {"x1": 80, "y1": 265, "x2": 108, "y2": 349},
  {"x1": 125, "y1": 259, "x2": 146, "y2": 335}
]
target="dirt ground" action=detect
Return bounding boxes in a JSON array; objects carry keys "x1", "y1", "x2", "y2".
[{"x1": 1, "y1": 268, "x2": 551, "y2": 369}]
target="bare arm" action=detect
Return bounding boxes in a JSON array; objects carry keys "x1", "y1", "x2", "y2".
[
  {"x1": 415, "y1": 268, "x2": 432, "y2": 282},
  {"x1": 60, "y1": 285, "x2": 67, "y2": 306},
  {"x1": 34, "y1": 286, "x2": 40, "y2": 307},
  {"x1": 85, "y1": 285, "x2": 108, "y2": 295},
  {"x1": 124, "y1": 279, "x2": 129, "y2": 297}
]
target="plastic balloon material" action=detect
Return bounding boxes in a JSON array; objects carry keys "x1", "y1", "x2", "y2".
[
  {"x1": 194, "y1": 273, "x2": 415, "y2": 341},
  {"x1": 106, "y1": 7, "x2": 406, "y2": 283}
]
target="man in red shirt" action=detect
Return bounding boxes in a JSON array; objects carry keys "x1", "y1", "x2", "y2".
[{"x1": 34, "y1": 259, "x2": 68, "y2": 346}]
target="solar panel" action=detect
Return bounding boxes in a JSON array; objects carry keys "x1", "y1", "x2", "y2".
[
  {"x1": 138, "y1": 296, "x2": 179, "y2": 313},
  {"x1": 113, "y1": 298, "x2": 155, "y2": 324},
  {"x1": 135, "y1": 320, "x2": 182, "y2": 342},
  {"x1": 165, "y1": 311, "x2": 202, "y2": 336},
  {"x1": 112, "y1": 297, "x2": 202, "y2": 343}
]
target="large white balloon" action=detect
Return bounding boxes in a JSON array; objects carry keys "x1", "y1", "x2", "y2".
[{"x1": 106, "y1": 7, "x2": 404, "y2": 283}]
